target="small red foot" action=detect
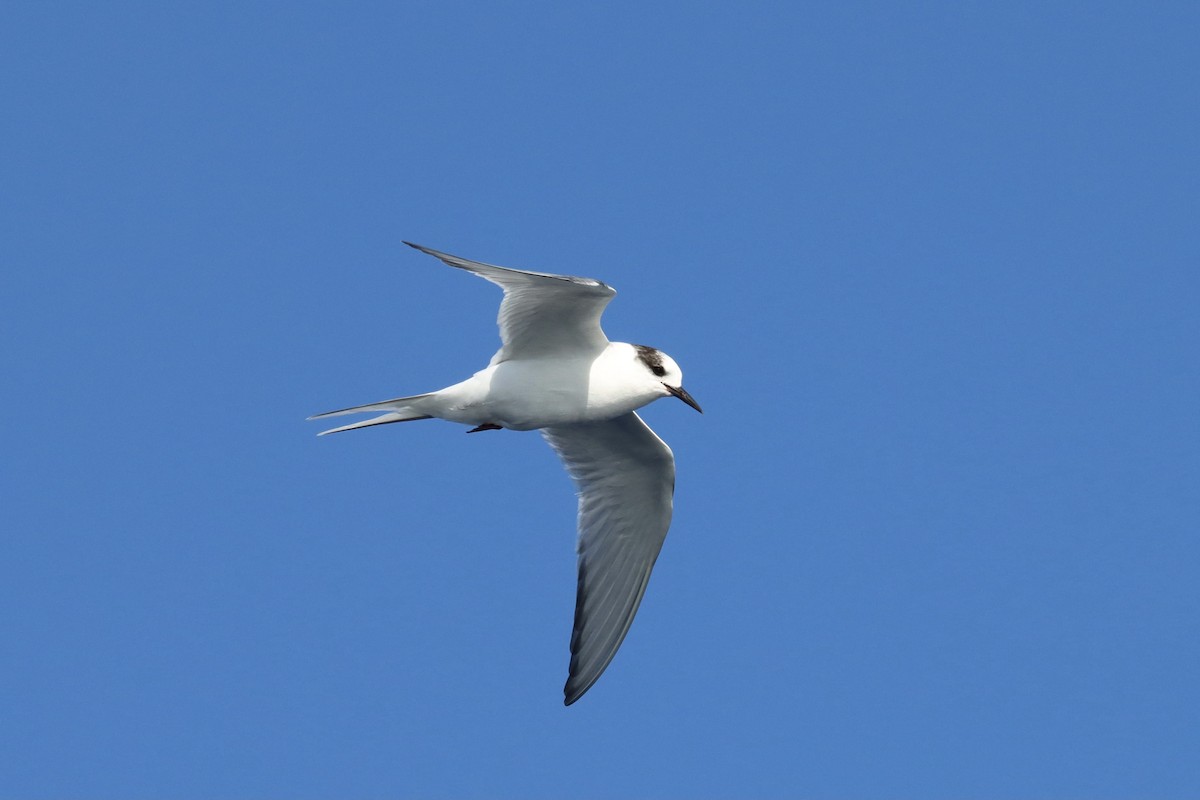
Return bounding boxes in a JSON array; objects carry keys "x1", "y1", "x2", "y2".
[{"x1": 466, "y1": 423, "x2": 503, "y2": 433}]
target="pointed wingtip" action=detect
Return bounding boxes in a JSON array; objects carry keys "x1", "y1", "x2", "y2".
[
  {"x1": 404, "y1": 241, "x2": 448, "y2": 261},
  {"x1": 562, "y1": 670, "x2": 601, "y2": 706}
]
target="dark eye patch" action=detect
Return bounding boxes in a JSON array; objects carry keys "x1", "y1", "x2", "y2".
[{"x1": 633, "y1": 344, "x2": 667, "y2": 377}]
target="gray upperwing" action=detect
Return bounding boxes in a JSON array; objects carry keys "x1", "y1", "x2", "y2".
[
  {"x1": 404, "y1": 242, "x2": 616, "y2": 364},
  {"x1": 541, "y1": 412, "x2": 676, "y2": 705}
]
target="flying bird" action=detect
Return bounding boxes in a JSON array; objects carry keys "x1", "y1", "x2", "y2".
[{"x1": 309, "y1": 242, "x2": 702, "y2": 705}]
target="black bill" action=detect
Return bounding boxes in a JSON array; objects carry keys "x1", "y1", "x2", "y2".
[{"x1": 664, "y1": 384, "x2": 703, "y2": 414}]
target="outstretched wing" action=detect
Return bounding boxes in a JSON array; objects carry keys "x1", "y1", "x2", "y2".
[
  {"x1": 541, "y1": 412, "x2": 676, "y2": 705},
  {"x1": 404, "y1": 242, "x2": 616, "y2": 364}
]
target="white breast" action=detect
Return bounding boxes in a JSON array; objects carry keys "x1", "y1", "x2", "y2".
[{"x1": 444, "y1": 345, "x2": 662, "y2": 431}]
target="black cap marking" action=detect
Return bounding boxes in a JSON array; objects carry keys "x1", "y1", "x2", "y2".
[{"x1": 633, "y1": 344, "x2": 667, "y2": 377}]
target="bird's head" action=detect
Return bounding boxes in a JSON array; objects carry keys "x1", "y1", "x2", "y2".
[{"x1": 632, "y1": 344, "x2": 703, "y2": 414}]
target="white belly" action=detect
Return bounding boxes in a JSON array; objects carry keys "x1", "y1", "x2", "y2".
[{"x1": 434, "y1": 355, "x2": 657, "y2": 431}]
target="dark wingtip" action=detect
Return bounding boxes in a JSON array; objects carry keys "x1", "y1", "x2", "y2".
[{"x1": 563, "y1": 679, "x2": 585, "y2": 706}]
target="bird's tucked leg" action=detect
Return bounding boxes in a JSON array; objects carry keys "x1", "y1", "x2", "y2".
[{"x1": 466, "y1": 423, "x2": 504, "y2": 433}]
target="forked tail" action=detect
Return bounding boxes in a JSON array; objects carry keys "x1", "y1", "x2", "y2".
[{"x1": 307, "y1": 393, "x2": 435, "y2": 435}]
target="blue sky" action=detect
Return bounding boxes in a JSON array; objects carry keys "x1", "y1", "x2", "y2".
[{"x1": 2, "y1": 2, "x2": 1197, "y2": 797}]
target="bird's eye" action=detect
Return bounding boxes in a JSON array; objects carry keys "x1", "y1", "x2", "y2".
[{"x1": 633, "y1": 344, "x2": 668, "y2": 377}]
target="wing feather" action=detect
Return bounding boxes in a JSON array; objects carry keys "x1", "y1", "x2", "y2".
[
  {"x1": 404, "y1": 242, "x2": 615, "y2": 363},
  {"x1": 541, "y1": 412, "x2": 676, "y2": 705}
]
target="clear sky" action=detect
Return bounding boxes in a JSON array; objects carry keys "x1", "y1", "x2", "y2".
[{"x1": 2, "y1": 2, "x2": 1197, "y2": 798}]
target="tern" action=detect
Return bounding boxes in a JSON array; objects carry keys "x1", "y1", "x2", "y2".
[{"x1": 309, "y1": 242, "x2": 702, "y2": 705}]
